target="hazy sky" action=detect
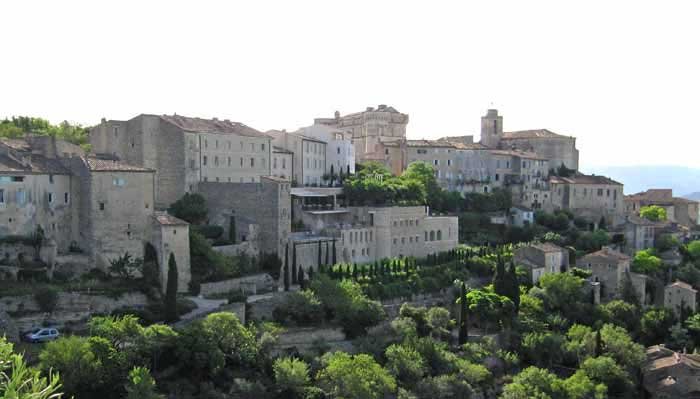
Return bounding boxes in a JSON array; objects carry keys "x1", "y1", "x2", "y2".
[{"x1": 2, "y1": 1, "x2": 698, "y2": 169}]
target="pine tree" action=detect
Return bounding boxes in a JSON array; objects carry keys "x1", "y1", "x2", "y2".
[
  {"x1": 165, "y1": 254, "x2": 179, "y2": 322},
  {"x1": 298, "y1": 266, "x2": 305, "y2": 289},
  {"x1": 283, "y1": 243, "x2": 290, "y2": 291},
  {"x1": 458, "y1": 282, "x2": 469, "y2": 345},
  {"x1": 508, "y1": 262, "x2": 520, "y2": 311},
  {"x1": 292, "y1": 244, "x2": 298, "y2": 284},
  {"x1": 332, "y1": 239, "x2": 337, "y2": 265}
]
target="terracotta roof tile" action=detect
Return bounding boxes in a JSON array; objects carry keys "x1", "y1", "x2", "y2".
[
  {"x1": 0, "y1": 154, "x2": 71, "y2": 175},
  {"x1": 549, "y1": 173, "x2": 622, "y2": 186},
  {"x1": 582, "y1": 247, "x2": 630, "y2": 261},
  {"x1": 667, "y1": 281, "x2": 697, "y2": 292}
]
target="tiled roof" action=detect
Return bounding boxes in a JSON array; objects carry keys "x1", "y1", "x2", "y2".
[
  {"x1": 153, "y1": 211, "x2": 189, "y2": 226},
  {"x1": 626, "y1": 214, "x2": 661, "y2": 226},
  {"x1": 267, "y1": 130, "x2": 326, "y2": 144},
  {"x1": 342, "y1": 104, "x2": 405, "y2": 118},
  {"x1": 159, "y1": 114, "x2": 269, "y2": 138},
  {"x1": 667, "y1": 281, "x2": 697, "y2": 292},
  {"x1": 0, "y1": 154, "x2": 71, "y2": 175},
  {"x1": 583, "y1": 247, "x2": 630, "y2": 261},
  {"x1": 406, "y1": 139, "x2": 454, "y2": 148},
  {"x1": 451, "y1": 142, "x2": 489, "y2": 150},
  {"x1": 490, "y1": 149, "x2": 548, "y2": 160},
  {"x1": 84, "y1": 157, "x2": 153, "y2": 172},
  {"x1": 549, "y1": 173, "x2": 622, "y2": 186},
  {"x1": 502, "y1": 129, "x2": 571, "y2": 140},
  {"x1": 531, "y1": 242, "x2": 566, "y2": 253}
]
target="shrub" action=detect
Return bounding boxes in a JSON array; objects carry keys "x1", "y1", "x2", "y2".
[
  {"x1": 273, "y1": 290, "x2": 325, "y2": 326},
  {"x1": 273, "y1": 357, "x2": 310, "y2": 395},
  {"x1": 34, "y1": 286, "x2": 59, "y2": 313},
  {"x1": 192, "y1": 225, "x2": 224, "y2": 240}
]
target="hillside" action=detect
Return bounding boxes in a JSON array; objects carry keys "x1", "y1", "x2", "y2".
[{"x1": 583, "y1": 165, "x2": 700, "y2": 195}]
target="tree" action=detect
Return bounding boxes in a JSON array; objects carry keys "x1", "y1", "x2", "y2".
[
  {"x1": 385, "y1": 344, "x2": 426, "y2": 386},
  {"x1": 325, "y1": 241, "x2": 330, "y2": 266},
  {"x1": 165, "y1": 254, "x2": 179, "y2": 322},
  {"x1": 284, "y1": 243, "x2": 290, "y2": 291},
  {"x1": 641, "y1": 307, "x2": 675, "y2": 345},
  {"x1": 297, "y1": 266, "x2": 306, "y2": 290},
  {"x1": 580, "y1": 356, "x2": 631, "y2": 396},
  {"x1": 292, "y1": 244, "x2": 298, "y2": 284},
  {"x1": 458, "y1": 282, "x2": 469, "y2": 345},
  {"x1": 0, "y1": 337, "x2": 64, "y2": 399},
  {"x1": 687, "y1": 241, "x2": 700, "y2": 260},
  {"x1": 332, "y1": 239, "x2": 337, "y2": 265},
  {"x1": 656, "y1": 234, "x2": 680, "y2": 252},
  {"x1": 125, "y1": 367, "x2": 163, "y2": 399},
  {"x1": 599, "y1": 300, "x2": 640, "y2": 333},
  {"x1": 640, "y1": 205, "x2": 667, "y2": 221},
  {"x1": 600, "y1": 323, "x2": 645, "y2": 369},
  {"x1": 632, "y1": 249, "x2": 662, "y2": 274},
  {"x1": 317, "y1": 240, "x2": 322, "y2": 269},
  {"x1": 538, "y1": 272, "x2": 585, "y2": 314},
  {"x1": 619, "y1": 271, "x2": 640, "y2": 306},
  {"x1": 316, "y1": 352, "x2": 396, "y2": 399},
  {"x1": 39, "y1": 336, "x2": 103, "y2": 398},
  {"x1": 273, "y1": 357, "x2": 310, "y2": 397},
  {"x1": 168, "y1": 193, "x2": 208, "y2": 224},
  {"x1": 34, "y1": 286, "x2": 59, "y2": 313}
]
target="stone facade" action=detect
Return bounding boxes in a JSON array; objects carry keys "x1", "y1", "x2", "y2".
[
  {"x1": 90, "y1": 114, "x2": 272, "y2": 209},
  {"x1": 314, "y1": 105, "x2": 408, "y2": 162},
  {"x1": 271, "y1": 147, "x2": 293, "y2": 181},
  {"x1": 514, "y1": 242, "x2": 569, "y2": 283},
  {"x1": 152, "y1": 212, "x2": 191, "y2": 293},
  {"x1": 623, "y1": 215, "x2": 661, "y2": 255},
  {"x1": 664, "y1": 281, "x2": 697, "y2": 317},
  {"x1": 295, "y1": 124, "x2": 355, "y2": 178},
  {"x1": 580, "y1": 247, "x2": 646, "y2": 304},
  {"x1": 544, "y1": 174, "x2": 625, "y2": 227},
  {"x1": 625, "y1": 189, "x2": 700, "y2": 228},
  {"x1": 197, "y1": 176, "x2": 291, "y2": 257},
  {"x1": 269, "y1": 130, "x2": 327, "y2": 187},
  {"x1": 199, "y1": 273, "x2": 276, "y2": 296}
]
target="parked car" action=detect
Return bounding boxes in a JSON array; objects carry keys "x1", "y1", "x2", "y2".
[{"x1": 23, "y1": 328, "x2": 60, "y2": 343}]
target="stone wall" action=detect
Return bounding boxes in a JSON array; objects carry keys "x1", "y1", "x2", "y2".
[
  {"x1": 272, "y1": 326, "x2": 352, "y2": 356},
  {"x1": 247, "y1": 291, "x2": 293, "y2": 322},
  {"x1": 200, "y1": 273, "x2": 276, "y2": 296}
]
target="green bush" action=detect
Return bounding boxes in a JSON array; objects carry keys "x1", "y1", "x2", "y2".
[
  {"x1": 34, "y1": 286, "x2": 59, "y2": 313},
  {"x1": 192, "y1": 225, "x2": 224, "y2": 240},
  {"x1": 273, "y1": 290, "x2": 325, "y2": 326}
]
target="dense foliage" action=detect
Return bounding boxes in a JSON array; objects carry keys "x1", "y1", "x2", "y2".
[{"x1": 0, "y1": 116, "x2": 90, "y2": 149}]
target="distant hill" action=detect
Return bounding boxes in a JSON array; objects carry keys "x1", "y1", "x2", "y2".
[
  {"x1": 684, "y1": 192, "x2": 700, "y2": 201},
  {"x1": 582, "y1": 165, "x2": 700, "y2": 195}
]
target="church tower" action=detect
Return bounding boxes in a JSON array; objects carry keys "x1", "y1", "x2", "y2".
[{"x1": 480, "y1": 109, "x2": 503, "y2": 148}]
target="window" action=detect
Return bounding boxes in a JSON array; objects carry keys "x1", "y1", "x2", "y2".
[
  {"x1": 495, "y1": 173, "x2": 500, "y2": 181},
  {"x1": 282, "y1": 158, "x2": 286, "y2": 169},
  {"x1": 273, "y1": 158, "x2": 277, "y2": 168},
  {"x1": 204, "y1": 139, "x2": 208, "y2": 149},
  {"x1": 0, "y1": 189, "x2": 4, "y2": 204},
  {"x1": 203, "y1": 177, "x2": 208, "y2": 182},
  {"x1": 447, "y1": 159, "x2": 452, "y2": 166},
  {"x1": 433, "y1": 159, "x2": 439, "y2": 166},
  {"x1": 113, "y1": 126, "x2": 119, "y2": 136},
  {"x1": 215, "y1": 177, "x2": 220, "y2": 182},
  {"x1": 214, "y1": 156, "x2": 219, "y2": 166},
  {"x1": 337, "y1": 147, "x2": 341, "y2": 154},
  {"x1": 113, "y1": 178, "x2": 126, "y2": 186},
  {"x1": 393, "y1": 238, "x2": 397, "y2": 245},
  {"x1": 251, "y1": 143, "x2": 255, "y2": 152},
  {"x1": 48, "y1": 193, "x2": 53, "y2": 203},
  {"x1": 228, "y1": 157, "x2": 231, "y2": 166},
  {"x1": 190, "y1": 159, "x2": 195, "y2": 169},
  {"x1": 99, "y1": 202, "x2": 105, "y2": 211},
  {"x1": 597, "y1": 189, "x2": 603, "y2": 196},
  {"x1": 240, "y1": 157, "x2": 243, "y2": 167},
  {"x1": 606, "y1": 189, "x2": 610, "y2": 197},
  {"x1": 250, "y1": 158, "x2": 255, "y2": 167},
  {"x1": 49, "y1": 175, "x2": 54, "y2": 184},
  {"x1": 215, "y1": 140, "x2": 219, "y2": 149},
  {"x1": 262, "y1": 143, "x2": 265, "y2": 151},
  {"x1": 203, "y1": 156, "x2": 208, "y2": 166}
]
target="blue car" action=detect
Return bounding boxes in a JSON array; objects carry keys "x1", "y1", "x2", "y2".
[{"x1": 24, "y1": 328, "x2": 60, "y2": 343}]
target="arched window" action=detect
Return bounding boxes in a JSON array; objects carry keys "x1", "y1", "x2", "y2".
[
  {"x1": 437, "y1": 230, "x2": 442, "y2": 240},
  {"x1": 430, "y1": 231, "x2": 435, "y2": 241}
]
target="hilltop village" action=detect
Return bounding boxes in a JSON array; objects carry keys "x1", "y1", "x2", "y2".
[{"x1": 2, "y1": 106, "x2": 700, "y2": 398}]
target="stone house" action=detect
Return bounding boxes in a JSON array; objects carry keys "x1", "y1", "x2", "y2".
[
  {"x1": 294, "y1": 124, "x2": 355, "y2": 179},
  {"x1": 513, "y1": 242, "x2": 569, "y2": 283},
  {"x1": 579, "y1": 247, "x2": 646, "y2": 304},
  {"x1": 313, "y1": 105, "x2": 408, "y2": 162},
  {"x1": 623, "y1": 214, "x2": 662, "y2": 255},
  {"x1": 271, "y1": 146, "x2": 293, "y2": 181},
  {"x1": 0, "y1": 136, "x2": 191, "y2": 292},
  {"x1": 643, "y1": 345, "x2": 700, "y2": 399},
  {"x1": 664, "y1": 281, "x2": 697, "y2": 317},
  {"x1": 545, "y1": 174, "x2": 625, "y2": 227},
  {"x1": 269, "y1": 130, "x2": 327, "y2": 187},
  {"x1": 625, "y1": 189, "x2": 699, "y2": 228},
  {"x1": 510, "y1": 206, "x2": 534, "y2": 227},
  {"x1": 90, "y1": 114, "x2": 273, "y2": 209},
  {"x1": 152, "y1": 212, "x2": 191, "y2": 292}
]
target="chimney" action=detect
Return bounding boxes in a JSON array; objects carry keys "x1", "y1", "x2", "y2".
[{"x1": 224, "y1": 119, "x2": 231, "y2": 123}]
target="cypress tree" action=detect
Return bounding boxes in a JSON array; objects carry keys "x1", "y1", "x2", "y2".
[
  {"x1": 298, "y1": 266, "x2": 305, "y2": 289},
  {"x1": 308, "y1": 266, "x2": 314, "y2": 281},
  {"x1": 165, "y1": 254, "x2": 179, "y2": 322},
  {"x1": 352, "y1": 263, "x2": 358, "y2": 279},
  {"x1": 292, "y1": 244, "x2": 298, "y2": 284},
  {"x1": 317, "y1": 240, "x2": 322, "y2": 269},
  {"x1": 493, "y1": 258, "x2": 507, "y2": 297},
  {"x1": 458, "y1": 282, "x2": 468, "y2": 345},
  {"x1": 404, "y1": 259, "x2": 409, "y2": 275},
  {"x1": 283, "y1": 243, "x2": 290, "y2": 291},
  {"x1": 325, "y1": 241, "x2": 330, "y2": 266},
  {"x1": 594, "y1": 329, "x2": 603, "y2": 357},
  {"x1": 508, "y1": 262, "x2": 520, "y2": 311},
  {"x1": 332, "y1": 240, "x2": 337, "y2": 265}
]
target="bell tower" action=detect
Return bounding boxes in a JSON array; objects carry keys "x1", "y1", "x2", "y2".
[{"x1": 480, "y1": 109, "x2": 503, "y2": 148}]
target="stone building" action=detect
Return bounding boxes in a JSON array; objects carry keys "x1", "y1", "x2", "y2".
[
  {"x1": 90, "y1": 114, "x2": 272, "y2": 208},
  {"x1": 314, "y1": 105, "x2": 409, "y2": 162},
  {"x1": 269, "y1": 130, "x2": 327, "y2": 187},
  {"x1": 271, "y1": 146, "x2": 293, "y2": 181},
  {"x1": 152, "y1": 212, "x2": 191, "y2": 292},
  {"x1": 513, "y1": 242, "x2": 569, "y2": 283},
  {"x1": 480, "y1": 109, "x2": 579, "y2": 171},
  {"x1": 294, "y1": 124, "x2": 355, "y2": 179},
  {"x1": 545, "y1": 174, "x2": 625, "y2": 227},
  {"x1": 623, "y1": 214, "x2": 663, "y2": 255},
  {"x1": 625, "y1": 189, "x2": 700, "y2": 228},
  {"x1": 579, "y1": 247, "x2": 646, "y2": 304},
  {"x1": 664, "y1": 281, "x2": 697, "y2": 317},
  {"x1": 197, "y1": 176, "x2": 291, "y2": 257},
  {"x1": 643, "y1": 345, "x2": 700, "y2": 399},
  {"x1": 0, "y1": 136, "x2": 191, "y2": 292}
]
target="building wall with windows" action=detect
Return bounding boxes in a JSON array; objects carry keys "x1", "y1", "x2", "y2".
[
  {"x1": 271, "y1": 148, "x2": 293, "y2": 181},
  {"x1": 296, "y1": 124, "x2": 355, "y2": 178},
  {"x1": 270, "y1": 131, "x2": 327, "y2": 187},
  {"x1": 192, "y1": 131, "x2": 271, "y2": 184}
]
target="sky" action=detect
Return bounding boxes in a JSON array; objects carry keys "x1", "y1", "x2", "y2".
[{"x1": 1, "y1": 1, "x2": 699, "y2": 169}]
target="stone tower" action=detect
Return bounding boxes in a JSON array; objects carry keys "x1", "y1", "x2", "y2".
[{"x1": 480, "y1": 109, "x2": 503, "y2": 148}]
